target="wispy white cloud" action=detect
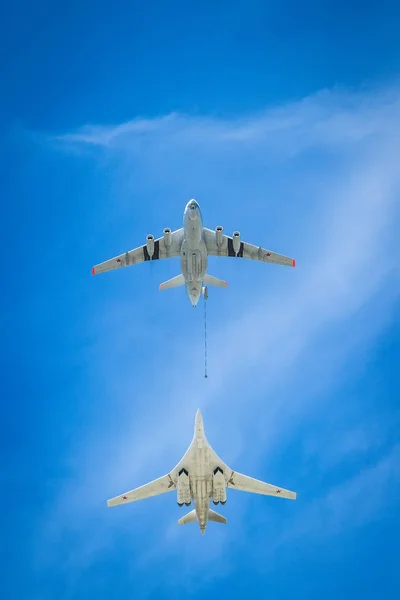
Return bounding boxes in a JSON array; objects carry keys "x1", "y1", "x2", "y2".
[
  {"x1": 58, "y1": 83, "x2": 399, "y2": 152},
  {"x1": 38, "y1": 81, "x2": 400, "y2": 589}
]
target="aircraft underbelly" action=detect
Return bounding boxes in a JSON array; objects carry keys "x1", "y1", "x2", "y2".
[
  {"x1": 194, "y1": 478, "x2": 212, "y2": 525},
  {"x1": 181, "y1": 239, "x2": 207, "y2": 282},
  {"x1": 192, "y1": 445, "x2": 212, "y2": 525}
]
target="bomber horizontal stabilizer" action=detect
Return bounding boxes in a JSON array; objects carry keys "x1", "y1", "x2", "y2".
[
  {"x1": 208, "y1": 509, "x2": 227, "y2": 524},
  {"x1": 178, "y1": 510, "x2": 197, "y2": 525}
]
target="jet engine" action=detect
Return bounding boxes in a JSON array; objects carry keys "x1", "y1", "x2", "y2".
[
  {"x1": 212, "y1": 467, "x2": 227, "y2": 505},
  {"x1": 146, "y1": 234, "x2": 155, "y2": 258},
  {"x1": 163, "y1": 227, "x2": 172, "y2": 250},
  {"x1": 232, "y1": 231, "x2": 241, "y2": 255},
  {"x1": 177, "y1": 469, "x2": 191, "y2": 507},
  {"x1": 215, "y1": 226, "x2": 224, "y2": 248}
]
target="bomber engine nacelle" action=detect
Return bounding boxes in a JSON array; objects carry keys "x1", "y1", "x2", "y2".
[
  {"x1": 212, "y1": 467, "x2": 227, "y2": 505},
  {"x1": 177, "y1": 469, "x2": 191, "y2": 507},
  {"x1": 215, "y1": 226, "x2": 224, "y2": 248},
  {"x1": 232, "y1": 231, "x2": 241, "y2": 255},
  {"x1": 146, "y1": 234, "x2": 155, "y2": 258},
  {"x1": 163, "y1": 228, "x2": 172, "y2": 250}
]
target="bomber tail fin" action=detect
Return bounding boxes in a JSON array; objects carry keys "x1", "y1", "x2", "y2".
[
  {"x1": 178, "y1": 510, "x2": 197, "y2": 526},
  {"x1": 203, "y1": 274, "x2": 228, "y2": 288},
  {"x1": 208, "y1": 509, "x2": 227, "y2": 524},
  {"x1": 159, "y1": 274, "x2": 185, "y2": 290}
]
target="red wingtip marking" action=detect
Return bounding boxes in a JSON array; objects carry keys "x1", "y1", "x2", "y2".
[
  {"x1": 92, "y1": 267, "x2": 95, "y2": 275},
  {"x1": 292, "y1": 259, "x2": 296, "y2": 268}
]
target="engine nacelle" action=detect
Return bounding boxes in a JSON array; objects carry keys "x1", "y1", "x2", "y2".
[
  {"x1": 146, "y1": 234, "x2": 155, "y2": 258},
  {"x1": 232, "y1": 231, "x2": 241, "y2": 255},
  {"x1": 163, "y1": 227, "x2": 172, "y2": 249},
  {"x1": 215, "y1": 226, "x2": 224, "y2": 248},
  {"x1": 177, "y1": 469, "x2": 191, "y2": 506},
  {"x1": 212, "y1": 467, "x2": 227, "y2": 504}
]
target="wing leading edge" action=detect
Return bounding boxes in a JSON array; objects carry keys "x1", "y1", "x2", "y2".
[
  {"x1": 203, "y1": 228, "x2": 295, "y2": 268},
  {"x1": 92, "y1": 228, "x2": 184, "y2": 275}
]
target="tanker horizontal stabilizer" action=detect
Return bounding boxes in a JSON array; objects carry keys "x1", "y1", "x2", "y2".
[
  {"x1": 178, "y1": 510, "x2": 197, "y2": 525},
  {"x1": 159, "y1": 274, "x2": 185, "y2": 290},
  {"x1": 208, "y1": 509, "x2": 227, "y2": 524},
  {"x1": 203, "y1": 274, "x2": 228, "y2": 288}
]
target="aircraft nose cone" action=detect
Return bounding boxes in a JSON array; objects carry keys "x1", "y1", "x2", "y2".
[
  {"x1": 187, "y1": 199, "x2": 199, "y2": 218},
  {"x1": 195, "y1": 409, "x2": 204, "y2": 437},
  {"x1": 195, "y1": 409, "x2": 203, "y2": 425}
]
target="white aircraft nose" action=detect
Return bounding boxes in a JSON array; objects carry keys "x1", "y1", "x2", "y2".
[
  {"x1": 195, "y1": 408, "x2": 203, "y2": 425},
  {"x1": 195, "y1": 409, "x2": 204, "y2": 435},
  {"x1": 186, "y1": 199, "x2": 199, "y2": 218}
]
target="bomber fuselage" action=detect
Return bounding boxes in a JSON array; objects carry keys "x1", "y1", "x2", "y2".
[{"x1": 177, "y1": 410, "x2": 225, "y2": 534}]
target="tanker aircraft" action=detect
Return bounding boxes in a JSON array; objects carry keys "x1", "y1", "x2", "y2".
[
  {"x1": 107, "y1": 409, "x2": 296, "y2": 535},
  {"x1": 92, "y1": 199, "x2": 296, "y2": 306}
]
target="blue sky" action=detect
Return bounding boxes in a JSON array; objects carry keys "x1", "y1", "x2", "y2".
[{"x1": 1, "y1": 1, "x2": 400, "y2": 599}]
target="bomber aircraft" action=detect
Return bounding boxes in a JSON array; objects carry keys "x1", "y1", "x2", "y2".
[
  {"x1": 92, "y1": 199, "x2": 296, "y2": 306},
  {"x1": 107, "y1": 409, "x2": 296, "y2": 535}
]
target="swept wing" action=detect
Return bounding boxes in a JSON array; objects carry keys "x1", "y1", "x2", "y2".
[
  {"x1": 227, "y1": 471, "x2": 296, "y2": 500},
  {"x1": 203, "y1": 228, "x2": 295, "y2": 268},
  {"x1": 93, "y1": 228, "x2": 184, "y2": 275},
  {"x1": 107, "y1": 473, "x2": 176, "y2": 507}
]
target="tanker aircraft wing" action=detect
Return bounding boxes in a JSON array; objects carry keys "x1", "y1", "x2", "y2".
[
  {"x1": 203, "y1": 227, "x2": 295, "y2": 268},
  {"x1": 92, "y1": 228, "x2": 184, "y2": 275}
]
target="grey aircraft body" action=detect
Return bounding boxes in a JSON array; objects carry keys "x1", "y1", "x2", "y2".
[
  {"x1": 92, "y1": 199, "x2": 296, "y2": 306},
  {"x1": 107, "y1": 409, "x2": 297, "y2": 535}
]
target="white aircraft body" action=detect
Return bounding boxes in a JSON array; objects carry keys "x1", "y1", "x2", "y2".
[
  {"x1": 107, "y1": 410, "x2": 296, "y2": 535},
  {"x1": 92, "y1": 199, "x2": 296, "y2": 306}
]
